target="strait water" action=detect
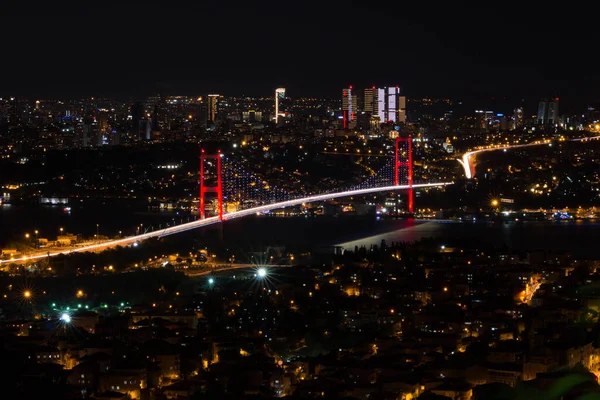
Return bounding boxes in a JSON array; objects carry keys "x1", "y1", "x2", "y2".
[{"x1": 1, "y1": 201, "x2": 600, "y2": 259}]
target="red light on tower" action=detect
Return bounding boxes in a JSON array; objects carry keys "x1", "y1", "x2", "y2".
[
  {"x1": 555, "y1": 97, "x2": 559, "y2": 101},
  {"x1": 372, "y1": 86, "x2": 376, "y2": 89},
  {"x1": 349, "y1": 85, "x2": 353, "y2": 89}
]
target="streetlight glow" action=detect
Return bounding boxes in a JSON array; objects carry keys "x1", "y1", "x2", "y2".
[
  {"x1": 208, "y1": 277, "x2": 214, "y2": 285},
  {"x1": 60, "y1": 313, "x2": 71, "y2": 323},
  {"x1": 257, "y1": 268, "x2": 267, "y2": 278}
]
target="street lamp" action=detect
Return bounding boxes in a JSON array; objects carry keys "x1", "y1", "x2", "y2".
[
  {"x1": 34, "y1": 230, "x2": 39, "y2": 249},
  {"x1": 96, "y1": 224, "x2": 99, "y2": 243},
  {"x1": 491, "y1": 199, "x2": 499, "y2": 207}
]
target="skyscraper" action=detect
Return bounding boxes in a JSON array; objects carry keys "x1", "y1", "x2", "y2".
[
  {"x1": 364, "y1": 87, "x2": 375, "y2": 115},
  {"x1": 275, "y1": 88, "x2": 286, "y2": 123},
  {"x1": 513, "y1": 107, "x2": 524, "y2": 130},
  {"x1": 364, "y1": 86, "x2": 406, "y2": 125},
  {"x1": 130, "y1": 102, "x2": 145, "y2": 140},
  {"x1": 207, "y1": 94, "x2": 219, "y2": 123},
  {"x1": 537, "y1": 98, "x2": 559, "y2": 125},
  {"x1": 342, "y1": 86, "x2": 357, "y2": 129}
]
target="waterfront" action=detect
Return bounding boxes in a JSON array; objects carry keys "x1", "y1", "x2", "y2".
[{"x1": 2, "y1": 202, "x2": 600, "y2": 259}]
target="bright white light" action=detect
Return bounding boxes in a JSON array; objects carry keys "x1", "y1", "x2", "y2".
[
  {"x1": 133, "y1": 242, "x2": 138, "y2": 247},
  {"x1": 208, "y1": 278, "x2": 214, "y2": 285},
  {"x1": 60, "y1": 313, "x2": 71, "y2": 323},
  {"x1": 257, "y1": 268, "x2": 267, "y2": 278},
  {"x1": 441, "y1": 245, "x2": 445, "y2": 250}
]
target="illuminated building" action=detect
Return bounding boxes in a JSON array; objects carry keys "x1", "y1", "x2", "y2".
[
  {"x1": 537, "y1": 98, "x2": 559, "y2": 125},
  {"x1": 363, "y1": 86, "x2": 406, "y2": 125},
  {"x1": 513, "y1": 107, "x2": 524, "y2": 129},
  {"x1": 275, "y1": 88, "x2": 286, "y2": 123},
  {"x1": 342, "y1": 86, "x2": 357, "y2": 129},
  {"x1": 207, "y1": 94, "x2": 219, "y2": 123}
]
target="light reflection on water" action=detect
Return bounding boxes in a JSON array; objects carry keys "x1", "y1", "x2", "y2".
[{"x1": 337, "y1": 219, "x2": 600, "y2": 259}]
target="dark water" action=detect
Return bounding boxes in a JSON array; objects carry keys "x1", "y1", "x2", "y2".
[
  {"x1": 2, "y1": 202, "x2": 600, "y2": 259},
  {"x1": 337, "y1": 219, "x2": 600, "y2": 259},
  {"x1": 0, "y1": 200, "x2": 194, "y2": 244}
]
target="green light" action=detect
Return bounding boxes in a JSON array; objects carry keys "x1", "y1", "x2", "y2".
[
  {"x1": 120, "y1": 302, "x2": 124, "y2": 307},
  {"x1": 51, "y1": 303, "x2": 56, "y2": 307},
  {"x1": 84, "y1": 305, "x2": 89, "y2": 309},
  {"x1": 78, "y1": 304, "x2": 82, "y2": 308},
  {"x1": 66, "y1": 306, "x2": 70, "y2": 310}
]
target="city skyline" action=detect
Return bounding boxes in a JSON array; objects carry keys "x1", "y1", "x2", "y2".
[{"x1": 1, "y1": 3, "x2": 598, "y2": 107}]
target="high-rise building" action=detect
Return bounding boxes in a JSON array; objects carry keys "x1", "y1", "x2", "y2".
[
  {"x1": 130, "y1": 102, "x2": 145, "y2": 140},
  {"x1": 207, "y1": 94, "x2": 219, "y2": 123},
  {"x1": 364, "y1": 86, "x2": 406, "y2": 125},
  {"x1": 364, "y1": 87, "x2": 375, "y2": 115},
  {"x1": 537, "y1": 98, "x2": 559, "y2": 125},
  {"x1": 275, "y1": 88, "x2": 286, "y2": 123},
  {"x1": 513, "y1": 107, "x2": 524, "y2": 130},
  {"x1": 342, "y1": 86, "x2": 357, "y2": 129}
]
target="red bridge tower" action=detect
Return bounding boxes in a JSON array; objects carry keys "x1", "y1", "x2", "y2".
[
  {"x1": 394, "y1": 136, "x2": 413, "y2": 213},
  {"x1": 199, "y1": 149, "x2": 223, "y2": 221}
]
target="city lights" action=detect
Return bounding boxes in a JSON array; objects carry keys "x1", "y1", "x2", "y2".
[
  {"x1": 60, "y1": 313, "x2": 71, "y2": 323},
  {"x1": 257, "y1": 267, "x2": 267, "y2": 278}
]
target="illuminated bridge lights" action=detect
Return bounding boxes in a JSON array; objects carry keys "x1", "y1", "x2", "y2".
[{"x1": 0, "y1": 182, "x2": 452, "y2": 265}]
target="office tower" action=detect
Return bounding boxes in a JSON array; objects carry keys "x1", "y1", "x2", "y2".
[
  {"x1": 198, "y1": 103, "x2": 208, "y2": 130},
  {"x1": 364, "y1": 87, "x2": 375, "y2": 115},
  {"x1": 142, "y1": 119, "x2": 152, "y2": 140},
  {"x1": 275, "y1": 88, "x2": 286, "y2": 123},
  {"x1": 130, "y1": 102, "x2": 145, "y2": 140},
  {"x1": 207, "y1": 94, "x2": 219, "y2": 123},
  {"x1": 548, "y1": 99, "x2": 559, "y2": 125},
  {"x1": 537, "y1": 98, "x2": 559, "y2": 125},
  {"x1": 398, "y1": 94, "x2": 406, "y2": 123},
  {"x1": 365, "y1": 86, "x2": 406, "y2": 125},
  {"x1": 342, "y1": 86, "x2": 357, "y2": 129},
  {"x1": 513, "y1": 107, "x2": 524, "y2": 129}
]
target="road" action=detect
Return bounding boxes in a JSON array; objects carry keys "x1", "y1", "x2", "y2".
[
  {"x1": 458, "y1": 135, "x2": 600, "y2": 179},
  {"x1": 0, "y1": 182, "x2": 452, "y2": 264}
]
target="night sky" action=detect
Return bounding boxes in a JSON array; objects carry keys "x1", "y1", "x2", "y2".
[{"x1": 2, "y1": 2, "x2": 597, "y2": 108}]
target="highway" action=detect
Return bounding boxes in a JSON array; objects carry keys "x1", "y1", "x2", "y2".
[
  {"x1": 458, "y1": 135, "x2": 600, "y2": 179},
  {"x1": 0, "y1": 182, "x2": 452, "y2": 264}
]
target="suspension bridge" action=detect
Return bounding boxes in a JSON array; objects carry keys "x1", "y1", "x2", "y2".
[{"x1": 1, "y1": 137, "x2": 453, "y2": 264}]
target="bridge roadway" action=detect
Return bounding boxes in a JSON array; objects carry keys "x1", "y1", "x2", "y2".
[
  {"x1": 458, "y1": 135, "x2": 600, "y2": 179},
  {"x1": 0, "y1": 182, "x2": 452, "y2": 265}
]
